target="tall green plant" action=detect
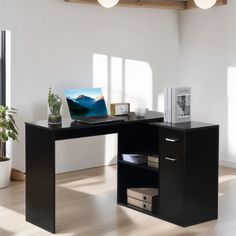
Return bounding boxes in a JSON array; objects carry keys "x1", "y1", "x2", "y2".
[{"x1": 0, "y1": 106, "x2": 18, "y2": 161}]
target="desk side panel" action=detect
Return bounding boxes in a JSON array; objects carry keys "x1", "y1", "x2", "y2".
[
  {"x1": 25, "y1": 125, "x2": 56, "y2": 233},
  {"x1": 184, "y1": 126, "x2": 219, "y2": 226}
]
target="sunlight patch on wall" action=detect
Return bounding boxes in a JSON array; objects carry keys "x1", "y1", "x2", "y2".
[
  {"x1": 124, "y1": 59, "x2": 153, "y2": 111},
  {"x1": 93, "y1": 54, "x2": 109, "y2": 102},
  {"x1": 227, "y1": 67, "x2": 236, "y2": 158},
  {"x1": 92, "y1": 54, "x2": 153, "y2": 166},
  {"x1": 92, "y1": 54, "x2": 153, "y2": 111},
  {"x1": 110, "y1": 57, "x2": 123, "y2": 103}
]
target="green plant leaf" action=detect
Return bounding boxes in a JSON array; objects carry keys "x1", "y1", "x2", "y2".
[{"x1": 0, "y1": 105, "x2": 18, "y2": 143}]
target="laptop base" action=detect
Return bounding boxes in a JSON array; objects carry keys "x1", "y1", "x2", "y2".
[{"x1": 75, "y1": 116, "x2": 125, "y2": 124}]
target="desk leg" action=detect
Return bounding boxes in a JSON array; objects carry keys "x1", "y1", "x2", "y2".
[{"x1": 25, "y1": 125, "x2": 56, "y2": 233}]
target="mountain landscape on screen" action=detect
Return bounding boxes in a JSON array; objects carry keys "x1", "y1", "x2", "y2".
[{"x1": 65, "y1": 88, "x2": 108, "y2": 119}]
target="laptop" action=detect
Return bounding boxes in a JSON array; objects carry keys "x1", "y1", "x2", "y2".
[{"x1": 65, "y1": 88, "x2": 125, "y2": 124}]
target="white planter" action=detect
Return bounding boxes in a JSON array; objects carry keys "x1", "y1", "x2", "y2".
[{"x1": 0, "y1": 158, "x2": 12, "y2": 188}]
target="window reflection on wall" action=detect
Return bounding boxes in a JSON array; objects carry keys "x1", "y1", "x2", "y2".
[
  {"x1": 93, "y1": 53, "x2": 153, "y2": 165},
  {"x1": 93, "y1": 53, "x2": 153, "y2": 112}
]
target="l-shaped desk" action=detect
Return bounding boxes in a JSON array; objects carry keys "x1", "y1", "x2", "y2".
[{"x1": 25, "y1": 111, "x2": 219, "y2": 233}]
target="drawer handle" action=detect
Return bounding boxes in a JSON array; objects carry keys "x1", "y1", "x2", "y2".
[
  {"x1": 165, "y1": 157, "x2": 177, "y2": 162},
  {"x1": 143, "y1": 204, "x2": 146, "y2": 208},
  {"x1": 165, "y1": 138, "x2": 178, "y2": 143}
]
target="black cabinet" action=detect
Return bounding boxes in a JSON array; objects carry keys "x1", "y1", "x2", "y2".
[{"x1": 117, "y1": 121, "x2": 219, "y2": 227}]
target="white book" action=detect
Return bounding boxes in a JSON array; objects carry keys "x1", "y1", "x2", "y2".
[
  {"x1": 164, "y1": 87, "x2": 168, "y2": 122},
  {"x1": 171, "y1": 87, "x2": 191, "y2": 123},
  {"x1": 167, "y1": 87, "x2": 172, "y2": 122},
  {"x1": 122, "y1": 154, "x2": 147, "y2": 164}
]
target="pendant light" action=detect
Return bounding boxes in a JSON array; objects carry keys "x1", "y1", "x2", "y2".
[
  {"x1": 194, "y1": 0, "x2": 217, "y2": 9},
  {"x1": 97, "y1": 0, "x2": 119, "y2": 8}
]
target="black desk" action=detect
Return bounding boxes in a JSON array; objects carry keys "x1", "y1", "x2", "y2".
[{"x1": 25, "y1": 111, "x2": 164, "y2": 233}]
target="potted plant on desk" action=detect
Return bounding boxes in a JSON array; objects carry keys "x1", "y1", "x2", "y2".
[
  {"x1": 0, "y1": 105, "x2": 18, "y2": 188},
  {"x1": 48, "y1": 87, "x2": 62, "y2": 125}
]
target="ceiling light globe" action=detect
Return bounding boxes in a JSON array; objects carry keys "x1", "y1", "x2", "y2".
[
  {"x1": 194, "y1": 0, "x2": 217, "y2": 9},
  {"x1": 98, "y1": 0, "x2": 119, "y2": 8}
]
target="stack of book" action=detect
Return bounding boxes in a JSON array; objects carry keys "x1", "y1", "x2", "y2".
[
  {"x1": 127, "y1": 188, "x2": 158, "y2": 213},
  {"x1": 164, "y1": 86, "x2": 191, "y2": 123},
  {"x1": 122, "y1": 153, "x2": 147, "y2": 164},
  {"x1": 147, "y1": 155, "x2": 159, "y2": 169}
]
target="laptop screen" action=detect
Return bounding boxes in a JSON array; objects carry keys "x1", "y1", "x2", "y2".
[{"x1": 65, "y1": 88, "x2": 108, "y2": 120}]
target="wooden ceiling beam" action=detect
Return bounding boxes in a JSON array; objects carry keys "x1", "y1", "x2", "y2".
[
  {"x1": 186, "y1": 0, "x2": 227, "y2": 9},
  {"x1": 65, "y1": 0, "x2": 228, "y2": 10},
  {"x1": 65, "y1": 0, "x2": 186, "y2": 10}
]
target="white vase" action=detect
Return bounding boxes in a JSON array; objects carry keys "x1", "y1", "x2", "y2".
[{"x1": 0, "y1": 158, "x2": 12, "y2": 188}]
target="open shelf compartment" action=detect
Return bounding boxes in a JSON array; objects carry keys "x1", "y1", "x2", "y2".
[{"x1": 117, "y1": 161, "x2": 159, "y2": 217}]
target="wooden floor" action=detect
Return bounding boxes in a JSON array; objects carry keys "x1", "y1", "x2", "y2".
[{"x1": 0, "y1": 165, "x2": 236, "y2": 236}]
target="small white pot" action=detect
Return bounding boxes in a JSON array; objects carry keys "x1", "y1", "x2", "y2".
[{"x1": 0, "y1": 158, "x2": 12, "y2": 188}]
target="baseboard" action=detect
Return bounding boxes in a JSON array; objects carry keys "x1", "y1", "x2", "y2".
[{"x1": 219, "y1": 159, "x2": 236, "y2": 169}]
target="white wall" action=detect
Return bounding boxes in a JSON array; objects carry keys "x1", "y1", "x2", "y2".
[
  {"x1": 0, "y1": 0, "x2": 181, "y2": 173},
  {"x1": 180, "y1": 2, "x2": 236, "y2": 167}
]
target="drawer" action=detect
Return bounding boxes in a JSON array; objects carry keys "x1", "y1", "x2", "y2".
[{"x1": 159, "y1": 128, "x2": 184, "y2": 157}]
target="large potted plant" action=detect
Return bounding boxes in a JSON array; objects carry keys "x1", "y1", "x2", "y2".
[{"x1": 0, "y1": 105, "x2": 18, "y2": 188}]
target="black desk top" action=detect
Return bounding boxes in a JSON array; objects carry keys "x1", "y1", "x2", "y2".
[
  {"x1": 150, "y1": 121, "x2": 219, "y2": 131},
  {"x1": 25, "y1": 111, "x2": 164, "y2": 130}
]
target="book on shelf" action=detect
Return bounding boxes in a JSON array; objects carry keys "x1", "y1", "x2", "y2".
[
  {"x1": 127, "y1": 197, "x2": 153, "y2": 212},
  {"x1": 127, "y1": 188, "x2": 158, "y2": 212},
  {"x1": 164, "y1": 87, "x2": 172, "y2": 122},
  {"x1": 164, "y1": 86, "x2": 191, "y2": 123},
  {"x1": 127, "y1": 188, "x2": 159, "y2": 201},
  {"x1": 148, "y1": 155, "x2": 159, "y2": 163},
  {"x1": 164, "y1": 87, "x2": 168, "y2": 122},
  {"x1": 168, "y1": 87, "x2": 172, "y2": 122},
  {"x1": 147, "y1": 161, "x2": 159, "y2": 169},
  {"x1": 122, "y1": 153, "x2": 147, "y2": 164}
]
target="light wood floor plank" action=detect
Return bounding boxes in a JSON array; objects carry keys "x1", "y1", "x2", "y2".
[{"x1": 0, "y1": 165, "x2": 236, "y2": 236}]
